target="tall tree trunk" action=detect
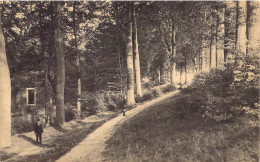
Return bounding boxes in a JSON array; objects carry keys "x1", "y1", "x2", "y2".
[
  {"x1": 215, "y1": 16, "x2": 219, "y2": 68},
  {"x1": 132, "y1": 4, "x2": 142, "y2": 98},
  {"x1": 201, "y1": 39, "x2": 206, "y2": 72},
  {"x1": 73, "y1": 2, "x2": 81, "y2": 116},
  {"x1": 162, "y1": 67, "x2": 166, "y2": 83},
  {"x1": 217, "y1": 8, "x2": 225, "y2": 68},
  {"x1": 54, "y1": 2, "x2": 65, "y2": 127},
  {"x1": 118, "y1": 47, "x2": 123, "y2": 95},
  {"x1": 210, "y1": 22, "x2": 216, "y2": 69},
  {"x1": 126, "y1": 3, "x2": 135, "y2": 105},
  {"x1": 193, "y1": 57, "x2": 196, "y2": 73},
  {"x1": 0, "y1": 9, "x2": 11, "y2": 148},
  {"x1": 171, "y1": 19, "x2": 176, "y2": 84},
  {"x1": 198, "y1": 48, "x2": 202, "y2": 72},
  {"x1": 179, "y1": 66, "x2": 182, "y2": 85},
  {"x1": 236, "y1": 1, "x2": 247, "y2": 54},
  {"x1": 247, "y1": 1, "x2": 260, "y2": 55},
  {"x1": 39, "y1": 3, "x2": 52, "y2": 125}
]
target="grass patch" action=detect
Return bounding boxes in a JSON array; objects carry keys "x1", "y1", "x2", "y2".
[{"x1": 103, "y1": 95, "x2": 259, "y2": 162}]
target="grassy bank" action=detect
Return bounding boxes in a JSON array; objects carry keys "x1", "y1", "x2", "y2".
[{"x1": 103, "y1": 95, "x2": 259, "y2": 162}]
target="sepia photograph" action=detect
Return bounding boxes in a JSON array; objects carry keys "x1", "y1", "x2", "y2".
[{"x1": 0, "y1": 0, "x2": 259, "y2": 161}]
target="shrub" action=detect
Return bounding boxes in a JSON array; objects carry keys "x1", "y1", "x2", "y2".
[
  {"x1": 152, "y1": 89, "x2": 160, "y2": 97},
  {"x1": 12, "y1": 116, "x2": 34, "y2": 134},
  {"x1": 81, "y1": 91, "x2": 124, "y2": 116},
  {"x1": 141, "y1": 93, "x2": 154, "y2": 102},
  {"x1": 81, "y1": 97, "x2": 99, "y2": 116},
  {"x1": 104, "y1": 91, "x2": 122, "y2": 110},
  {"x1": 143, "y1": 82, "x2": 153, "y2": 90},
  {"x1": 178, "y1": 52, "x2": 259, "y2": 122},
  {"x1": 161, "y1": 84, "x2": 176, "y2": 93},
  {"x1": 65, "y1": 105, "x2": 77, "y2": 122},
  {"x1": 135, "y1": 95, "x2": 142, "y2": 103},
  {"x1": 107, "y1": 104, "x2": 117, "y2": 111}
]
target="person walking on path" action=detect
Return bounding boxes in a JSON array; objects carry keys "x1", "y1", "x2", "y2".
[{"x1": 34, "y1": 119, "x2": 43, "y2": 144}]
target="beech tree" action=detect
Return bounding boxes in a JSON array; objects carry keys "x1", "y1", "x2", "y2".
[
  {"x1": 0, "y1": 8, "x2": 11, "y2": 148},
  {"x1": 132, "y1": 3, "x2": 142, "y2": 98},
  {"x1": 216, "y1": 7, "x2": 225, "y2": 68},
  {"x1": 72, "y1": 2, "x2": 81, "y2": 116},
  {"x1": 126, "y1": 3, "x2": 135, "y2": 105},
  {"x1": 236, "y1": 1, "x2": 247, "y2": 54},
  {"x1": 54, "y1": 2, "x2": 65, "y2": 127},
  {"x1": 247, "y1": 1, "x2": 260, "y2": 55}
]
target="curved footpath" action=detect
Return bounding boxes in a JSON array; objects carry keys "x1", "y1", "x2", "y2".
[{"x1": 56, "y1": 90, "x2": 180, "y2": 162}]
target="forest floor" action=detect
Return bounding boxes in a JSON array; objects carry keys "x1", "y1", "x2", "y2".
[{"x1": 0, "y1": 84, "x2": 179, "y2": 162}]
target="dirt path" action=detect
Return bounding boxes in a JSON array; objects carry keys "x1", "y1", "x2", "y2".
[{"x1": 56, "y1": 90, "x2": 180, "y2": 162}]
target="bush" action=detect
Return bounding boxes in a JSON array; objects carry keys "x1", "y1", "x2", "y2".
[
  {"x1": 81, "y1": 97, "x2": 99, "y2": 116},
  {"x1": 178, "y1": 69, "x2": 235, "y2": 121},
  {"x1": 152, "y1": 89, "x2": 160, "y2": 97},
  {"x1": 143, "y1": 82, "x2": 153, "y2": 90},
  {"x1": 135, "y1": 95, "x2": 142, "y2": 103},
  {"x1": 65, "y1": 105, "x2": 77, "y2": 122},
  {"x1": 12, "y1": 116, "x2": 34, "y2": 134},
  {"x1": 81, "y1": 91, "x2": 124, "y2": 116},
  {"x1": 178, "y1": 52, "x2": 259, "y2": 122},
  {"x1": 107, "y1": 104, "x2": 117, "y2": 111},
  {"x1": 141, "y1": 93, "x2": 154, "y2": 102},
  {"x1": 161, "y1": 84, "x2": 176, "y2": 93}
]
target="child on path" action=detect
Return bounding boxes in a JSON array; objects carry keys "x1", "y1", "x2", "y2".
[{"x1": 34, "y1": 119, "x2": 43, "y2": 144}]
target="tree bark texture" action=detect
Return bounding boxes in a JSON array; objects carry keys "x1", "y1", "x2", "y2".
[
  {"x1": 54, "y1": 2, "x2": 65, "y2": 127},
  {"x1": 73, "y1": 2, "x2": 81, "y2": 116},
  {"x1": 210, "y1": 22, "x2": 216, "y2": 69},
  {"x1": 217, "y1": 8, "x2": 225, "y2": 69},
  {"x1": 118, "y1": 47, "x2": 124, "y2": 95},
  {"x1": 171, "y1": 20, "x2": 176, "y2": 84},
  {"x1": 126, "y1": 3, "x2": 135, "y2": 105},
  {"x1": 201, "y1": 40, "x2": 206, "y2": 72},
  {"x1": 247, "y1": 1, "x2": 260, "y2": 55},
  {"x1": 0, "y1": 9, "x2": 11, "y2": 148},
  {"x1": 236, "y1": 1, "x2": 247, "y2": 54},
  {"x1": 132, "y1": 4, "x2": 142, "y2": 98}
]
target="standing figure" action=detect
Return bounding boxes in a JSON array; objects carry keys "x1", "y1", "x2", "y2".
[
  {"x1": 34, "y1": 119, "x2": 43, "y2": 144},
  {"x1": 122, "y1": 96, "x2": 127, "y2": 116}
]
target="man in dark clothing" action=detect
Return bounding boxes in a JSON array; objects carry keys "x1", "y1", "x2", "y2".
[{"x1": 34, "y1": 119, "x2": 43, "y2": 144}]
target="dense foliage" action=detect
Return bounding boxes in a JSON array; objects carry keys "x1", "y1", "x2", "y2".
[{"x1": 179, "y1": 50, "x2": 259, "y2": 121}]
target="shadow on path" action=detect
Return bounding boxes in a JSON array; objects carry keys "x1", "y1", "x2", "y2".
[{"x1": 17, "y1": 135, "x2": 53, "y2": 148}]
